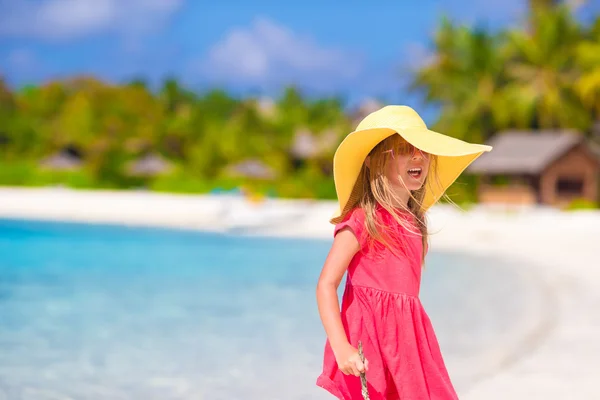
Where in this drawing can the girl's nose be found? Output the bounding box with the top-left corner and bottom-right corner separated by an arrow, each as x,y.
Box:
412,148 -> 428,160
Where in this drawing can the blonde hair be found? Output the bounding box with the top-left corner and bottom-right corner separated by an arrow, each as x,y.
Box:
357,134 -> 440,264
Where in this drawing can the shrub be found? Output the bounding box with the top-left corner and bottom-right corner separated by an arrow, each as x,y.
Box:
565,198 -> 599,211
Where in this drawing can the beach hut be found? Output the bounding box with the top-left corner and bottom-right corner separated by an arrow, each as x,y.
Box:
39,146 -> 83,171
291,128 -> 319,160
225,159 -> 277,180
255,96 -> 276,119
467,130 -> 600,207
351,98 -> 383,126
289,127 -> 340,172
125,153 -> 174,177
318,128 -> 340,154
291,128 -> 339,159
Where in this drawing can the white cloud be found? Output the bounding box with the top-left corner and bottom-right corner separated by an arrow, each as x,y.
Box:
196,17 -> 363,89
0,0 -> 183,40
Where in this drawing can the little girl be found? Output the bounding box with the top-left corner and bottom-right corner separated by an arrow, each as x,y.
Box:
315,105 -> 492,399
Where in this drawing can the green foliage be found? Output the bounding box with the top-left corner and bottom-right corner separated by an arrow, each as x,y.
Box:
501,5 -> 590,131
410,6 -> 600,139
0,75 -> 351,199
440,175 -> 480,207
150,174 -> 214,194
0,161 -> 36,185
565,198 -> 599,211
33,169 -> 96,188
0,160 -> 95,188
490,175 -> 511,187
0,6 -> 599,203
409,18 -> 508,143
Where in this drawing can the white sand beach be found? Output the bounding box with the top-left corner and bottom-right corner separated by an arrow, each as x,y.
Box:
1,186 -> 599,399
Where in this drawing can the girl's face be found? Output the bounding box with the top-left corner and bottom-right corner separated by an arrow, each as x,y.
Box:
383,143 -> 430,192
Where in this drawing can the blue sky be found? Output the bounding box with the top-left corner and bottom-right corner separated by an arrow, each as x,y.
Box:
0,0 -> 598,113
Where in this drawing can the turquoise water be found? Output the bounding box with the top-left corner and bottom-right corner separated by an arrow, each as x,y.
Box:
0,219 -> 531,399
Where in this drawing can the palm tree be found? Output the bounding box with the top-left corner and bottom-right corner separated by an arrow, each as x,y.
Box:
575,17 -> 600,125
409,18 -> 507,143
160,77 -> 196,113
500,5 -> 590,130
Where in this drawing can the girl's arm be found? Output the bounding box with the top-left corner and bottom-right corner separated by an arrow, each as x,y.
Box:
316,227 -> 368,376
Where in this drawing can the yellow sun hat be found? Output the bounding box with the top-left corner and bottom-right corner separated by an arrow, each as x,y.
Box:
330,105 -> 492,224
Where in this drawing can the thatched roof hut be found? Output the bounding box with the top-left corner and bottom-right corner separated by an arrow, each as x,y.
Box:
39,147 -> 83,171
226,159 -> 277,180
255,97 -> 276,118
126,153 -> 174,177
291,128 -> 318,159
290,128 -> 340,160
351,98 -> 383,126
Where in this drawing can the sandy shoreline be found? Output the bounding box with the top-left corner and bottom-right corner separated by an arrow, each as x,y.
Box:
1,186 -> 599,399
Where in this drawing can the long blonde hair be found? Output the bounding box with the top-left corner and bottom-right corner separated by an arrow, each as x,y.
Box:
358,134 -> 439,263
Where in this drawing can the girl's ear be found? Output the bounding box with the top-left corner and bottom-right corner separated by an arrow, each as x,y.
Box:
365,156 -> 371,169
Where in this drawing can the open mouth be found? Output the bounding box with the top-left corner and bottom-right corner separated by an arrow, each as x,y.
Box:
407,167 -> 422,179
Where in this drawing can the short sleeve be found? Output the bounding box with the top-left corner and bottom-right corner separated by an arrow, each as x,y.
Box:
333,207 -> 366,247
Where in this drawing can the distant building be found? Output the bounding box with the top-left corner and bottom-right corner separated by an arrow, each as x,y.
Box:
467,130 -> 600,207
255,97 -> 276,119
39,146 -> 83,171
290,128 -> 318,160
126,153 -> 174,177
351,98 -> 383,127
225,159 -> 277,180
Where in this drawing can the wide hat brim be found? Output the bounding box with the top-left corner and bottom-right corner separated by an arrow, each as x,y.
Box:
330,105 -> 492,224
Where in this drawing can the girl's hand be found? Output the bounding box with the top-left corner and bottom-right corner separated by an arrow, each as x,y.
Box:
335,343 -> 369,377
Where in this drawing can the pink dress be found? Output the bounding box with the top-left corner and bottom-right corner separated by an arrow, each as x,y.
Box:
316,206 -> 458,400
